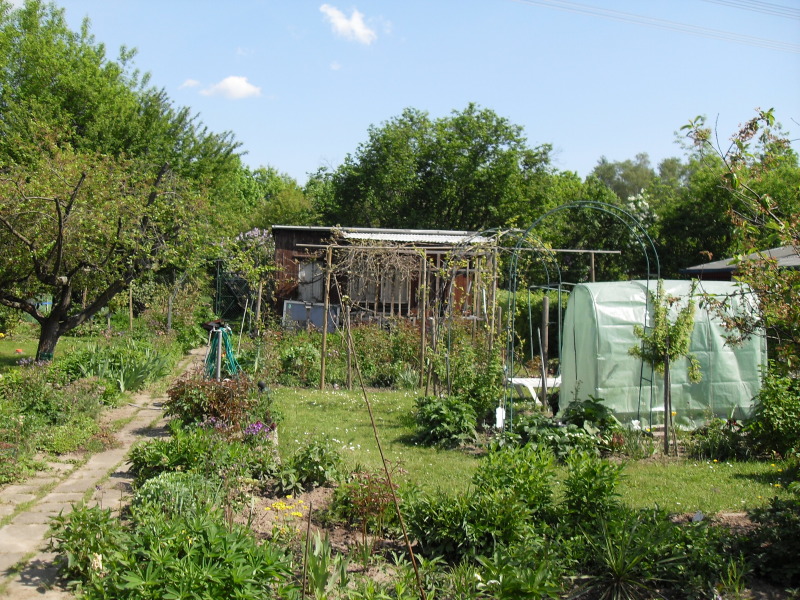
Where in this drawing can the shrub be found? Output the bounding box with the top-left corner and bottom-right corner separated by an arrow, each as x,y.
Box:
279,342 -> 320,386
276,436 -> 344,494
330,468 -> 400,535
50,504 -> 296,600
37,415 -> 99,454
128,424 -> 278,486
131,471 -> 223,522
745,495 -> 800,586
562,451 -> 624,523
57,338 -> 175,393
403,444 -> 557,560
413,395 -> 477,448
512,411 -> 599,460
472,442 -> 556,520
686,417 -> 749,461
165,375 -> 273,430
746,366 -> 800,458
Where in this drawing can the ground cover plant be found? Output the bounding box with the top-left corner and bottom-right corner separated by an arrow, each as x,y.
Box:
0,319 -> 186,485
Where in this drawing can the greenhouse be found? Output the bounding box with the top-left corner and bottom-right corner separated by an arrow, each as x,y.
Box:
559,280 -> 767,429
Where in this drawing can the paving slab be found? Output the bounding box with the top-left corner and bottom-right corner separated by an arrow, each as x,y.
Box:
1,552 -> 71,599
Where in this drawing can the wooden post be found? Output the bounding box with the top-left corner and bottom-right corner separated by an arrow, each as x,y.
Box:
216,329 -> 223,381
346,304 -> 353,390
255,280 -> 263,335
488,249 -> 498,357
128,283 -> 134,331
590,251 -> 596,282
663,338 -> 671,456
419,254 -> 427,388
320,246 -> 333,390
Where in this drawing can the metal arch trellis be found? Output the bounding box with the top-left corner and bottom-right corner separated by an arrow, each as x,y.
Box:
503,200 -> 661,430
437,201 -> 661,432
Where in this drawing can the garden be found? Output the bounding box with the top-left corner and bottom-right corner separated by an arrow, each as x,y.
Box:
1,302 -> 798,600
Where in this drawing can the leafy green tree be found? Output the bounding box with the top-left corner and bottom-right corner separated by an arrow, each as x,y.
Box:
653,157 -> 738,277
630,280 -> 700,455
248,166 -> 315,227
591,152 -> 656,201
309,104 -> 553,230
0,138 -> 202,359
683,109 -> 800,368
0,0 -> 242,358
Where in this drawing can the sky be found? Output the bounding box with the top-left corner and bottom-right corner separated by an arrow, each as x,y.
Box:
24,0 -> 800,184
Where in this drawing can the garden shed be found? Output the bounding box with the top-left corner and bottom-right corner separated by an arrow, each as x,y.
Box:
559,280 -> 767,429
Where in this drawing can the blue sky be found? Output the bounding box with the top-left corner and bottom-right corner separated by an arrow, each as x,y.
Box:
36,1 -> 800,184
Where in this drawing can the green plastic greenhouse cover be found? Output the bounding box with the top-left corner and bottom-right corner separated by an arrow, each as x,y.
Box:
559,280 -> 766,429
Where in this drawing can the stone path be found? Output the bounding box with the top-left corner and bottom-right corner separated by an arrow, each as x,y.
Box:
0,348 -> 205,599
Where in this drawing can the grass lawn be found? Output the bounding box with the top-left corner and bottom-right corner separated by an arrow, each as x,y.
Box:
0,333 -> 93,371
274,386 -> 795,513
272,386 -> 481,493
619,457 -> 794,513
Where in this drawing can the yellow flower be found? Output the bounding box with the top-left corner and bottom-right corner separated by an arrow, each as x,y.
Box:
286,495 -> 293,499
774,484 -> 782,488
291,511 -> 303,517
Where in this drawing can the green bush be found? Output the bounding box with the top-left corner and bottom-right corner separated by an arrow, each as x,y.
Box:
57,338 -> 176,393
745,495 -> 800,586
37,415 -> 99,454
472,442 -> 556,521
404,444 -> 557,560
50,504 -> 296,600
128,424 -> 278,486
279,342 -> 320,386
413,395 -> 477,448
686,417 -> 749,461
165,375 -> 272,429
512,411 -> 599,460
276,436 -> 344,494
746,366 -> 800,458
131,471 -> 222,522
562,451 -> 624,523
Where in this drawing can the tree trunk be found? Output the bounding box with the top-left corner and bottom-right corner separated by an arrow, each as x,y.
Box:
36,313 -> 62,361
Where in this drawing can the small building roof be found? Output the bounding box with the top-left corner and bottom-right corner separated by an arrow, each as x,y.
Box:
271,225 -> 490,245
681,245 -> 799,276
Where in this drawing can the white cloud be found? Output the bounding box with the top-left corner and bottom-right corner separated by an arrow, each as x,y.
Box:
330,61 -> 342,71
180,79 -> 200,89
320,4 -> 377,45
200,76 -> 261,100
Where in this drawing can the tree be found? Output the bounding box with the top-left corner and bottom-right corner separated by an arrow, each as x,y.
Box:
0,1 -> 242,358
629,280 -> 700,455
0,138 -> 202,359
683,109 -> 800,368
309,104 -> 553,230
653,156 -> 738,277
591,153 -> 656,201
248,166 -> 315,228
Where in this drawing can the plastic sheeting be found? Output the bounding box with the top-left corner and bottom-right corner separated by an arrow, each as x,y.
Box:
559,280 -> 767,429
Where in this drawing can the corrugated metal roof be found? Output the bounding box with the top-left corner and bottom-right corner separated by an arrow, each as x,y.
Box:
341,231 -> 490,244
271,225 -> 490,245
683,245 -> 800,273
